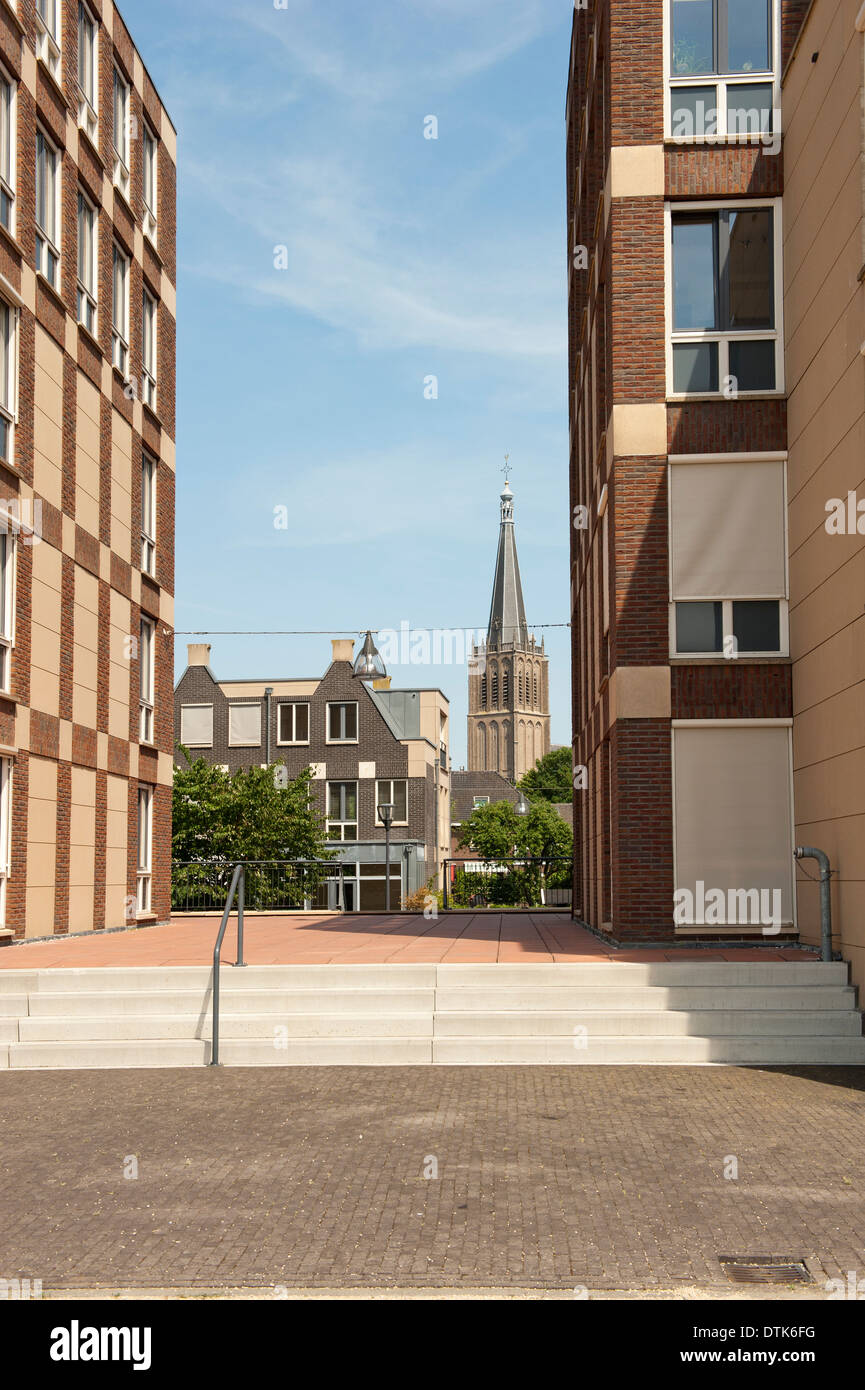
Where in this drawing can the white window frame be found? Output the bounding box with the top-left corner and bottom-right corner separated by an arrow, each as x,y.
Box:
665,197 -> 785,400
326,701 -> 358,744
0,755 -> 11,926
77,1 -> 98,144
0,522 -> 16,695
228,702 -> 262,748
327,780 -> 358,841
136,784 -> 153,915
112,242 -> 130,377
141,451 -> 156,576
112,66 -> 131,200
0,63 -> 16,236
180,703 -> 213,749
76,189 -> 97,336
139,615 -> 155,744
375,779 -> 408,826
142,288 -> 157,409
0,296 -> 18,467
664,0 -> 781,143
35,0 -> 62,81
472,795 -> 490,808
35,128 -> 60,290
142,121 -> 158,243
277,701 -> 310,746
667,453 -> 790,658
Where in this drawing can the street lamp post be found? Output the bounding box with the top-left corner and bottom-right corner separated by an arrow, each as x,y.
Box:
377,801 -> 395,911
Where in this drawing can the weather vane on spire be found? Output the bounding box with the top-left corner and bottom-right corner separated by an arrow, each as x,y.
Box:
502,453 -> 511,483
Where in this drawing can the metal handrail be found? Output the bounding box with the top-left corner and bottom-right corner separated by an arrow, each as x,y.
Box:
209,862 -> 245,1067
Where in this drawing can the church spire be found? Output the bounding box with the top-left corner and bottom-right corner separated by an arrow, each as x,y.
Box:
486,470 -> 529,650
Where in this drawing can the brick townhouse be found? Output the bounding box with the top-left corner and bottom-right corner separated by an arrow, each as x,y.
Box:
174,641 -> 451,911
0,0 -> 175,941
567,0 -> 812,941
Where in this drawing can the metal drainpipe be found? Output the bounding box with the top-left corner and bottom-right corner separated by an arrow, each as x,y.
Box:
264,687 -> 273,766
794,847 -> 834,962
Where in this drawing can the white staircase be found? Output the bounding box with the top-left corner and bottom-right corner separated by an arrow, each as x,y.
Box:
0,961 -> 863,1067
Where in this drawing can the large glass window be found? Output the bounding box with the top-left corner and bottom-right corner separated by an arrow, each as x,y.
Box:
36,0 -> 62,79
670,205 -> 779,395
0,528 -> 15,692
142,290 -> 157,409
277,703 -> 310,744
0,300 -> 15,464
141,452 -> 156,575
35,131 -> 59,288
113,68 -> 130,198
76,192 -> 97,335
672,0 -> 771,76
136,785 -> 153,914
139,617 -> 154,744
143,124 -> 158,242
376,780 -> 408,825
112,244 -> 129,376
77,1 -> 98,141
327,782 -> 358,841
0,68 -> 14,232
327,702 -> 358,742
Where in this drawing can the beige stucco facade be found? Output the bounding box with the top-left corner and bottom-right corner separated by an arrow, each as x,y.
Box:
784,0 -> 865,983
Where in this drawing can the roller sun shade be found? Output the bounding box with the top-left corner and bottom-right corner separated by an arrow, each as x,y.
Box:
670,461 -> 786,599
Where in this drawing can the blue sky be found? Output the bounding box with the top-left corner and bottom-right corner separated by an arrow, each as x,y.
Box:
122,0 -> 572,768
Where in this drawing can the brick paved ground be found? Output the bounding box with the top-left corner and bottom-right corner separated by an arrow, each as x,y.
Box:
0,912 -> 817,967
0,1066 -> 862,1293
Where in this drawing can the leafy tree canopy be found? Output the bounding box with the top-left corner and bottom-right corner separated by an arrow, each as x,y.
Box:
458,797 -> 572,863
172,751 -> 333,865
517,746 -> 573,803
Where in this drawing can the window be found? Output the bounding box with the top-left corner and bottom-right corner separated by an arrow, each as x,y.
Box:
376,779 -> 408,825
0,526 -> 15,692
672,722 -> 794,927
472,795 -> 490,809
668,202 -> 782,396
0,299 -> 16,464
139,616 -> 154,743
0,753 -> 10,924
669,0 -> 776,141
669,459 -> 788,656
491,669 -> 498,706
136,785 -> 153,914
228,703 -> 261,747
503,668 -> 509,705
77,2 -> 98,142
327,701 -> 358,742
141,452 -> 156,575
142,290 -> 157,409
327,781 -> 357,841
0,67 -> 15,233
112,67 -> 130,199
143,123 -> 157,242
112,244 -> 129,376
35,131 -> 59,289
180,704 -> 213,748
76,192 -> 97,335
278,702 -> 309,744
36,0 -> 61,80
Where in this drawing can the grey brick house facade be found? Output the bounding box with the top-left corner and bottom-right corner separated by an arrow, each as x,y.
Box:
174,640 -> 451,910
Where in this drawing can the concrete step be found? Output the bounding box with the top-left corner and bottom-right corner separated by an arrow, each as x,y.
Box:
436,962 -> 850,987
434,986 -> 856,1012
431,1036 -> 865,1065
433,1009 -> 865,1038
0,1019 -> 18,1042
0,995 -> 27,1016
0,964 -> 437,992
18,1013 -> 434,1042
26,989 -> 436,1017
7,1038 -> 433,1068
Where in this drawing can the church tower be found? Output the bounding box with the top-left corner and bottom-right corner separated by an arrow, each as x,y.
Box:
467,475 -> 550,781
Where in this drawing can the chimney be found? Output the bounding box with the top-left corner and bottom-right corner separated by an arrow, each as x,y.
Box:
331,638 -> 355,663
187,643 -> 212,667
373,676 -> 391,690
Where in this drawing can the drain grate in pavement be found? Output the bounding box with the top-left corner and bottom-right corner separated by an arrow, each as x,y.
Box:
719,1257 -> 812,1285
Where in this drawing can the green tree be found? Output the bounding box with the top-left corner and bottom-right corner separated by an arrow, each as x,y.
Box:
517,746 -> 573,803
455,799 -> 572,908
172,750 -> 333,909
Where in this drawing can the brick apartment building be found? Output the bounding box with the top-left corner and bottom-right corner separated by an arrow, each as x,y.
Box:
783,0 -> 865,982
467,479 -> 551,781
0,0 -> 175,941
174,641 -> 451,910
567,0 -> 811,941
